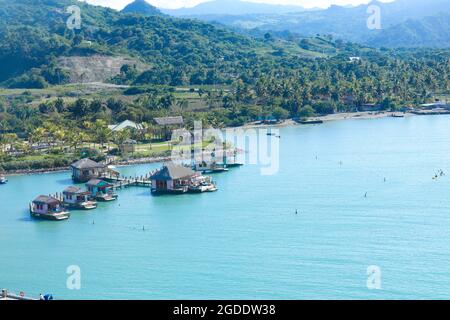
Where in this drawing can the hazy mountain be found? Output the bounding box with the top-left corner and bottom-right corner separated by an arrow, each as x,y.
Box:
122,0 -> 162,16
368,12 -> 450,48
162,0 -> 306,16
172,0 -> 450,47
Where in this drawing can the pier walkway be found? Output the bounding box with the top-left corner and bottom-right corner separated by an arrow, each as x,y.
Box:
101,172 -> 156,189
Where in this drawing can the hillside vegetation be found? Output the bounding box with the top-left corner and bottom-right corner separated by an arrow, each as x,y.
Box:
0,0 -> 448,133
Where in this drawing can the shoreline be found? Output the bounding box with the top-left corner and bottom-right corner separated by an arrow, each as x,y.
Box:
0,111 -> 423,177
235,111 -> 415,130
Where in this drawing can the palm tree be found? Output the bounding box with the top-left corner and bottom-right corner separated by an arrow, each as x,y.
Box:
93,119 -> 112,150
177,99 -> 189,113
30,127 -> 46,148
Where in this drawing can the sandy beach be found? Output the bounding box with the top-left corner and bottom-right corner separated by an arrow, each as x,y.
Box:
236,111 -> 414,130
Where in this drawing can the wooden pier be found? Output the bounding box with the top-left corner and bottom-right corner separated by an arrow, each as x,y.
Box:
101,172 -> 155,189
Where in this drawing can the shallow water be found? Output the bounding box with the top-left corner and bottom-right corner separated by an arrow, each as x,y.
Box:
2,115 -> 450,299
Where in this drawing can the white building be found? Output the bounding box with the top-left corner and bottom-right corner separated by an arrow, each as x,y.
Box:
108,120 -> 143,132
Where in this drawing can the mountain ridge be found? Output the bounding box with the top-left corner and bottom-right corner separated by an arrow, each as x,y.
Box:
162,0 -> 307,16
165,0 -> 450,48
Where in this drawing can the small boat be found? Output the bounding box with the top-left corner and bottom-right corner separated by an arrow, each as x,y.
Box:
298,120 -> 324,125
79,201 -> 98,210
267,133 -> 276,136
96,193 -> 118,202
391,113 -> 405,118
193,162 -> 229,174
0,176 -> 7,184
206,185 -> 218,192
225,163 -> 244,168
207,167 -> 229,174
30,196 -> 70,221
189,182 -> 218,193
188,175 -> 218,193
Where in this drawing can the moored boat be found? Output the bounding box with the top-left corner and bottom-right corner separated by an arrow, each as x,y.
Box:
188,175 -> 218,193
30,195 -> 70,221
96,193 -> 118,202
229,165 -> 244,169
298,119 -> 324,125
194,161 -> 229,174
0,176 -> 7,184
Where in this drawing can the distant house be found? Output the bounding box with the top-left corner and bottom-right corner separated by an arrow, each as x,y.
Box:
31,195 -> 63,215
86,179 -> 113,197
120,139 -> 137,155
108,120 -> 143,132
151,164 -> 198,194
71,158 -> 107,183
63,186 -> 91,206
154,116 -> 184,141
358,103 -> 382,112
154,116 -> 184,126
419,102 -> 449,109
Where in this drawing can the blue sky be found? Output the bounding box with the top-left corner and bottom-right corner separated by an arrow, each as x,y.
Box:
83,0 -> 394,10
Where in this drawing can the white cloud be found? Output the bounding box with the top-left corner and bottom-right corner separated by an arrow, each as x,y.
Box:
83,0 -> 394,10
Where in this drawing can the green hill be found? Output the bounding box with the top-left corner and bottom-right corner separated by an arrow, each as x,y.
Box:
0,0 -> 351,88
0,0 -> 266,86
122,0 -> 162,16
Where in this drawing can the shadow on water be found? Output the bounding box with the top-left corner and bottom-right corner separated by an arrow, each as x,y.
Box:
135,191 -> 152,197
17,216 -> 33,222
55,178 -> 73,186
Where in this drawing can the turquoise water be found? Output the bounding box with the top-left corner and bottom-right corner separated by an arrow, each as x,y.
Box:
2,115 -> 450,299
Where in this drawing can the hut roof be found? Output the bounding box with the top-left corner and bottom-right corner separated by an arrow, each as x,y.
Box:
154,116 -> 184,126
71,158 -> 105,170
86,179 -> 112,187
63,186 -> 89,195
151,164 -> 196,181
33,195 -> 60,205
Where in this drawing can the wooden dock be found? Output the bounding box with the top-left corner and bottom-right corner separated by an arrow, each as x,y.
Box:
102,172 -> 155,189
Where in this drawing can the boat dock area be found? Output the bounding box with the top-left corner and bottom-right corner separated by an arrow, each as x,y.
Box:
102,173 -> 153,189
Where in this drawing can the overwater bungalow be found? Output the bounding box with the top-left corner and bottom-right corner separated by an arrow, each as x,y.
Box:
151,164 -> 199,194
86,179 -> 118,202
30,195 -> 70,221
63,186 -> 97,210
71,158 -> 108,183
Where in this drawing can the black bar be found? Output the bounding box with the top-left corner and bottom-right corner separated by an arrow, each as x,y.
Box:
1,300 -> 447,318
